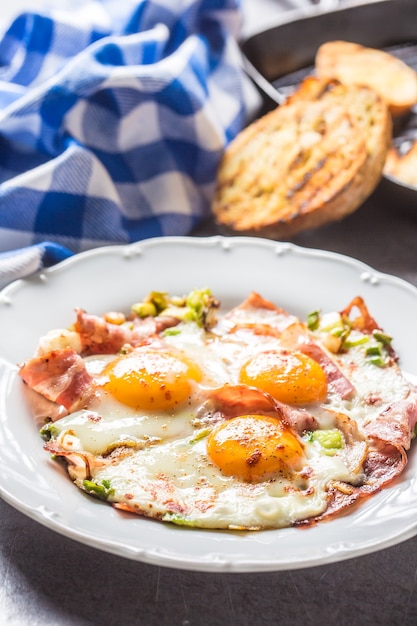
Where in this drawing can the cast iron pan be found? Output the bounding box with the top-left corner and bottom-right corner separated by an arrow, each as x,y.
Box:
240,0 -> 417,219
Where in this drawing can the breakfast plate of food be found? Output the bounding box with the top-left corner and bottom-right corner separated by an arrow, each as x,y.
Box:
1,235 -> 417,572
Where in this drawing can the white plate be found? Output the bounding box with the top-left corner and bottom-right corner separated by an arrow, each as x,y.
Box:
1,235 -> 417,573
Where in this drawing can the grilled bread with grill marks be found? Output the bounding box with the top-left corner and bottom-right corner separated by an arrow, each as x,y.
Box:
213,78 -> 391,238
288,77 -> 391,201
315,40 -> 417,117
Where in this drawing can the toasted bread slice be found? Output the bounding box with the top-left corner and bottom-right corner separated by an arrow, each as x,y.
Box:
384,140 -> 417,187
288,77 -> 391,197
315,40 -> 417,117
213,78 -> 391,238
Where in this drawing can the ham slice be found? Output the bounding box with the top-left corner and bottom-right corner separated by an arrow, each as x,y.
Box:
228,291 -> 288,314
19,348 -> 95,414
75,309 -> 137,355
299,342 -> 355,399
363,392 -> 417,451
74,309 -> 179,355
206,384 -> 319,434
43,441 -> 107,481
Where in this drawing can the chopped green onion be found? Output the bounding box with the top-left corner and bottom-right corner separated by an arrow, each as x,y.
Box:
306,310 -> 320,331
39,423 -> 60,441
131,288 -> 219,329
132,291 -> 170,317
148,291 -> 170,312
162,513 -> 199,527
342,334 -> 369,348
189,427 -> 211,444
365,342 -> 388,366
372,330 -> 392,346
131,301 -> 157,318
170,295 -> 186,307
337,327 -> 352,347
312,429 -> 344,452
320,313 -> 347,333
162,327 -> 181,336
328,322 -> 347,337
366,354 -> 387,368
365,344 -> 382,356
83,479 -> 114,500
185,288 -> 218,328
186,288 -> 211,310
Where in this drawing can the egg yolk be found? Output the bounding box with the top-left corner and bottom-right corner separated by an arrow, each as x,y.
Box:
207,415 -> 304,481
239,349 -> 327,405
103,349 -> 203,410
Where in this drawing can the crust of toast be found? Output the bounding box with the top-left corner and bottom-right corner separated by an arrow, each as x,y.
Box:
384,141 -> 417,187
315,40 -> 417,117
213,78 -> 391,238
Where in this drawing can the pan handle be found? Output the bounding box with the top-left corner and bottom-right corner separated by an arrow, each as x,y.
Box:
242,56 -> 286,106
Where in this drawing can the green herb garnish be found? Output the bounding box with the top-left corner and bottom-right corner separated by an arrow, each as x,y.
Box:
162,513 -> 199,527
306,310 -> 320,331
82,479 -> 114,501
39,423 -> 60,441
131,288 -> 219,330
311,429 -> 344,455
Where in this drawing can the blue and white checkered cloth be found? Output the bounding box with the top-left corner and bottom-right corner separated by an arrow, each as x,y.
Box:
0,0 -> 259,289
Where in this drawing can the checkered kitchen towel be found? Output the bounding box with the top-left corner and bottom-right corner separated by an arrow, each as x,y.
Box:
0,0 -> 260,290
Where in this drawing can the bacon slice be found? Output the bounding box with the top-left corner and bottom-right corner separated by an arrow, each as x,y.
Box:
75,309 -> 137,355
363,392 -> 417,451
19,348 -> 95,414
43,441 -> 107,481
206,384 -> 318,434
340,296 -> 380,333
22,386 -> 69,422
300,342 -> 355,399
74,309 -> 180,355
228,291 -> 288,314
207,384 -> 277,416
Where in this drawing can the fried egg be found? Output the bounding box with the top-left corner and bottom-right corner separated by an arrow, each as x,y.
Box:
48,327 -> 230,455
27,290 -> 417,530
87,419 -> 359,529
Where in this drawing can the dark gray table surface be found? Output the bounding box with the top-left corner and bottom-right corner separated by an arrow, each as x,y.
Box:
2,1 -> 417,624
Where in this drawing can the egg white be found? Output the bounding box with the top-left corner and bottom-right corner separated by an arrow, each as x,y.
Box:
323,344 -> 412,427
81,430 -> 360,529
